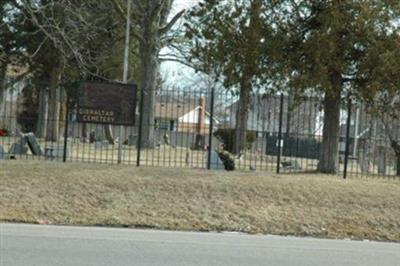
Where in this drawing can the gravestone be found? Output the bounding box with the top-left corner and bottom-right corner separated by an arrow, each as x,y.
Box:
281,160 -> 302,170
0,145 -> 9,160
208,150 -> 225,170
45,144 -> 69,160
128,135 -> 137,146
16,134 -> 28,146
24,133 -> 43,156
89,131 -> 96,143
163,133 -> 170,145
94,140 -> 109,149
8,143 -> 28,155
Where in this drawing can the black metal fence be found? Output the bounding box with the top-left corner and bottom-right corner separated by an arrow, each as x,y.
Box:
0,79 -> 399,179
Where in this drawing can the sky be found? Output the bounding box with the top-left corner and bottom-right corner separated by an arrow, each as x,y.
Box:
172,0 -> 200,14
160,0 -> 201,91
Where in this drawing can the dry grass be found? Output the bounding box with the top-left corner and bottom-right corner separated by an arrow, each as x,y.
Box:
1,160 -> 399,242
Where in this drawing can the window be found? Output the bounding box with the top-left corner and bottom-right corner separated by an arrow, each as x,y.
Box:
170,120 -> 176,131
159,119 -> 170,130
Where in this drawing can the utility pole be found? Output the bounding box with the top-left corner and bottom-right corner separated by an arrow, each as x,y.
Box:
118,0 -> 132,164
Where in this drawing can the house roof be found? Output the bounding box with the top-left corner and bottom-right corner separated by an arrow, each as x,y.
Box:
154,102 -> 198,120
154,102 -> 219,123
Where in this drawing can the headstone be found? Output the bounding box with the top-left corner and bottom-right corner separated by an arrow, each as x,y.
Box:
45,144 -> 69,160
281,160 -> 302,170
8,143 -> 28,155
94,140 -> 109,149
128,135 -> 137,146
19,135 -> 28,146
163,133 -> 170,145
237,153 -> 244,160
208,150 -> 225,170
89,131 -> 96,143
0,145 -> 9,160
24,133 -> 43,156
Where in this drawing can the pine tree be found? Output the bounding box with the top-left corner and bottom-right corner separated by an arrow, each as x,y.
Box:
269,0 -> 400,174
185,0 -> 268,154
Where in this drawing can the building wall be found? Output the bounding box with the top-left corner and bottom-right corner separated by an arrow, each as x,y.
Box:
225,95 -> 322,136
178,122 -> 210,134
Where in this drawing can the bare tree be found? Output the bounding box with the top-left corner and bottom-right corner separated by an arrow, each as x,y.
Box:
14,0 -> 132,141
377,96 -> 400,176
112,0 -> 185,148
18,0 -> 185,146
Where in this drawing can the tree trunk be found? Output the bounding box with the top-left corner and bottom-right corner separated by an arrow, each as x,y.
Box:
286,94 -> 293,136
81,123 -> 88,142
46,87 -> 61,142
134,0 -> 176,149
104,124 -> 115,144
58,88 -> 67,138
45,64 -> 62,142
35,87 -> 48,138
317,87 -> 341,174
0,81 -> 4,105
390,140 -> 400,176
138,23 -> 158,149
0,81 -> 5,122
0,66 -> 6,122
234,80 -> 251,154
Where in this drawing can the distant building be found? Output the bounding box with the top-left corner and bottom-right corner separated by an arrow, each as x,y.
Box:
154,97 -> 218,134
224,94 -> 323,137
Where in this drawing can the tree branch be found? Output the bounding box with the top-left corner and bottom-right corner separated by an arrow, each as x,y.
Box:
110,0 -> 126,18
110,0 -> 144,42
159,9 -> 185,36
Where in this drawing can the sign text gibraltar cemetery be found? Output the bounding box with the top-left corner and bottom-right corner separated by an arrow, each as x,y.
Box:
77,81 -> 137,126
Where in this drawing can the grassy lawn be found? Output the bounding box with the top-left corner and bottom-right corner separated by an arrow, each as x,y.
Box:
1,160 -> 399,242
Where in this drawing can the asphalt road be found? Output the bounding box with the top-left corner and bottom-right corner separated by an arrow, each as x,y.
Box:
1,223 -> 399,266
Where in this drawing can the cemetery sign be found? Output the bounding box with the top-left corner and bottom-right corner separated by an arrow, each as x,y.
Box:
77,81 -> 137,125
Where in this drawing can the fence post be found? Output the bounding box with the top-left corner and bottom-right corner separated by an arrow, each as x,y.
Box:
136,87 -> 144,167
343,97 -> 352,179
207,87 -> 215,170
62,95 -> 70,163
276,93 -> 284,174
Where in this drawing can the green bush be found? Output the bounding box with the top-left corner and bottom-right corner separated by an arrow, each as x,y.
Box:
246,131 -> 257,146
214,128 -> 257,153
216,150 -> 235,171
214,128 -> 234,152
